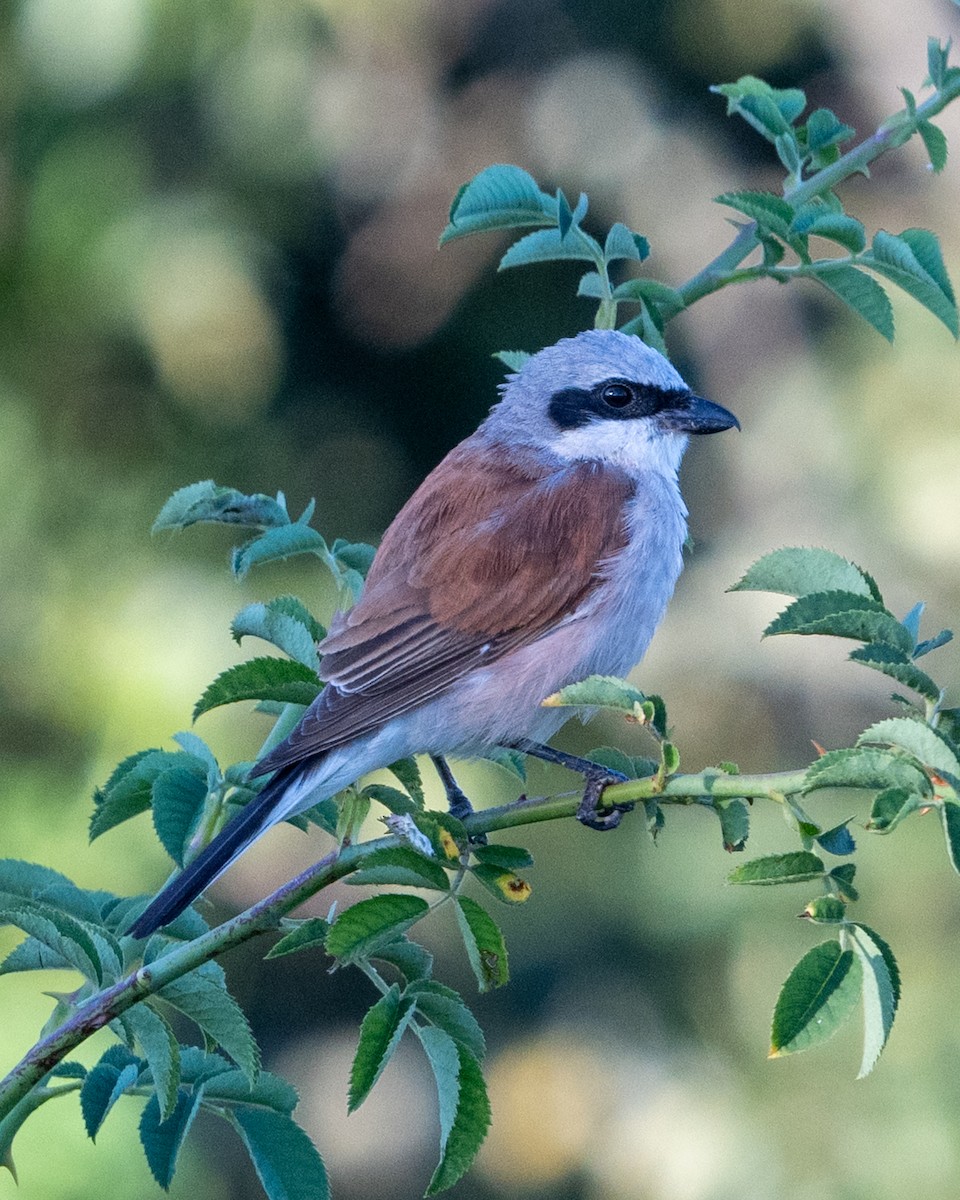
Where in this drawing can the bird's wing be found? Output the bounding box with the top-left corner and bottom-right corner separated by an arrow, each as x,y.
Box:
253,441 -> 635,774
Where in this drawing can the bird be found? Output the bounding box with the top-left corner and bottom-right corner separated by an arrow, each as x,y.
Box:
128,329 -> 738,938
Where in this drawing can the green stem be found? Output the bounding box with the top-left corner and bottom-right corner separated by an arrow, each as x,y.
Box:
0,763 -> 837,1118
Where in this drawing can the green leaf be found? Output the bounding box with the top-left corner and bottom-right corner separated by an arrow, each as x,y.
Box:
858,718 -> 960,776
266,918 -> 331,960
928,35 -> 950,88
618,301 -> 669,355
231,524 -> 329,580
770,941 -> 861,1056
232,1108 -> 330,1200
585,746 -> 657,782
812,264 -> 894,340
828,863 -> 859,902
712,76 -> 806,130
348,985 -> 415,1111
499,228 -> 600,270
325,895 -> 430,965
804,747 -> 931,798
866,788 -> 917,833
728,851 -> 825,885
454,896 -> 508,992
473,746 -> 527,782
388,758 -> 425,808
918,120 -> 948,172
848,924 -> 900,1077
801,896 -> 847,923
493,350 -> 531,371
81,1047 -> 143,1139
790,211 -> 865,253
407,980 -> 486,1061
0,903 -> 104,983
603,223 -> 649,263
153,482 -> 290,533
716,799 -> 749,851
231,601 -> 323,671
193,658 -> 321,720
866,230 -> 958,336
346,847 -> 450,892
765,590 -> 913,653
804,107 -> 855,152
331,539 -> 376,580
417,1025 -> 460,1163
151,768 -> 209,867
469,863 -> 532,905
201,1065 -> 299,1113
899,227 -> 956,305
440,165 -> 556,243
577,271 -> 604,299
914,627 -> 953,658
715,190 -> 794,240
730,547 -> 881,601
91,750 -> 197,840
848,643 -> 942,704
139,1087 -> 204,1190
159,975 -> 260,1086
472,844 -> 534,871
940,801 -> 960,873
371,937 -> 434,983
425,1044 -> 491,1196
543,674 -> 649,718
815,818 -> 856,856
360,784 -> 419,815
123,1002 -> 181,1120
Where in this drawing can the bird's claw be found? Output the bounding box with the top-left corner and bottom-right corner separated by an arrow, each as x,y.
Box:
576,769 -> 633,831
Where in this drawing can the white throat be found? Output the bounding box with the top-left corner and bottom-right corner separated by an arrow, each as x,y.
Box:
547,418 -> 688,478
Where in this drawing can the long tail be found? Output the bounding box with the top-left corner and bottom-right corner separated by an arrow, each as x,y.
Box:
126,766 -> 304,939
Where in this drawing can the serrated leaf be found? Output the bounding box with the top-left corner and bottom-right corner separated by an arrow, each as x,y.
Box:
791,211 -> 865,253
331,539 -> 376,580
899,227 -> 956,305
866,787 -> 917,833
848,643 -> 942,703
360,784 -> 419,815
231,524 -> 329,580
139,1087 -> 205,1190
499,228 -> 600,270
543,674 -> 649,717
586,746 -> 657,781
348,985 -> 414,1111
858,718 -> 960,776
770,941 -> 861,1056
371,937 -> 434,983
712,77 -> 806,132
618,301 -> 669,355
469,864 -> 532,905
231,602 -> 322,671
828,863 -> 859,902
866,230 -> 958,336
232,1109 -> 330,1200
577,270 -> 605,299
417,1025 -> 460,1157
202,1066 -> 299,1113
728,851 -> 825,885
406,980 -> 486,1061
153,482 -> 290,533
388,759 -> 425,808
812,265 -> 894,340
765,591 -> 913,653
604,222 -> 649,263
159,975 -> 260,1086
472,844 -> 534,871
425,1044 -> 491,1195
716,799 -> 749,851
473,746 -> 527,782
715,191 -> 795,239
91,750 -> 195,840
802,896 -> 847,923
804,107 -> 855,151
325,895 -> 430,965
918,120 -> 948,172
151,768 -> 209,867
440,164 -> 556,243
346,847 -> 450,892
265,918 -> 330,960
940,801 -> 960,873
730,548 -> 881,601
123,1002 -> 180,1119
804,747 -> 931,798
81,1050 -> 142,1139
193,658 -> 321,720
454,896 -> 508,992
848,924 -> 900,1077
0,904 -> 104,983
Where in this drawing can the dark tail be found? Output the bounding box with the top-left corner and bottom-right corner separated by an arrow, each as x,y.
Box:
126,768 -> 297,939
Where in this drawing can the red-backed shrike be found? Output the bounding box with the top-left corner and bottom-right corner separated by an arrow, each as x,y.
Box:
129,329 -> 738,936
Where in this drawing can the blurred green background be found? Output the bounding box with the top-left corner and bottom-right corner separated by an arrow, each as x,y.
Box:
2,0 -> 960,1197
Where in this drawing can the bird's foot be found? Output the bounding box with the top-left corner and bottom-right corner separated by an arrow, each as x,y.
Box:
431,755 -> 487,844
576,768 -> 634,831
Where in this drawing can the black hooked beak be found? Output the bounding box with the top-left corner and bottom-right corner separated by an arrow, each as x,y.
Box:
660,392 -> 740,435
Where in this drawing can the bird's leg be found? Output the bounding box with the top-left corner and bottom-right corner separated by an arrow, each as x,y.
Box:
507,740 -> 634,831
430,755 -> 488,844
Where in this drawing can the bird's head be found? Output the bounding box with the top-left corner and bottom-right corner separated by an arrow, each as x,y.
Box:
484,329 -> 739,476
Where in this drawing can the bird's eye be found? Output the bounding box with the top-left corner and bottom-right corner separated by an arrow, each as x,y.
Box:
600,382 -> 633,409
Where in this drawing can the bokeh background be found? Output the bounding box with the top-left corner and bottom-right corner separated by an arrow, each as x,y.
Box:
2,0 -> 960,1196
